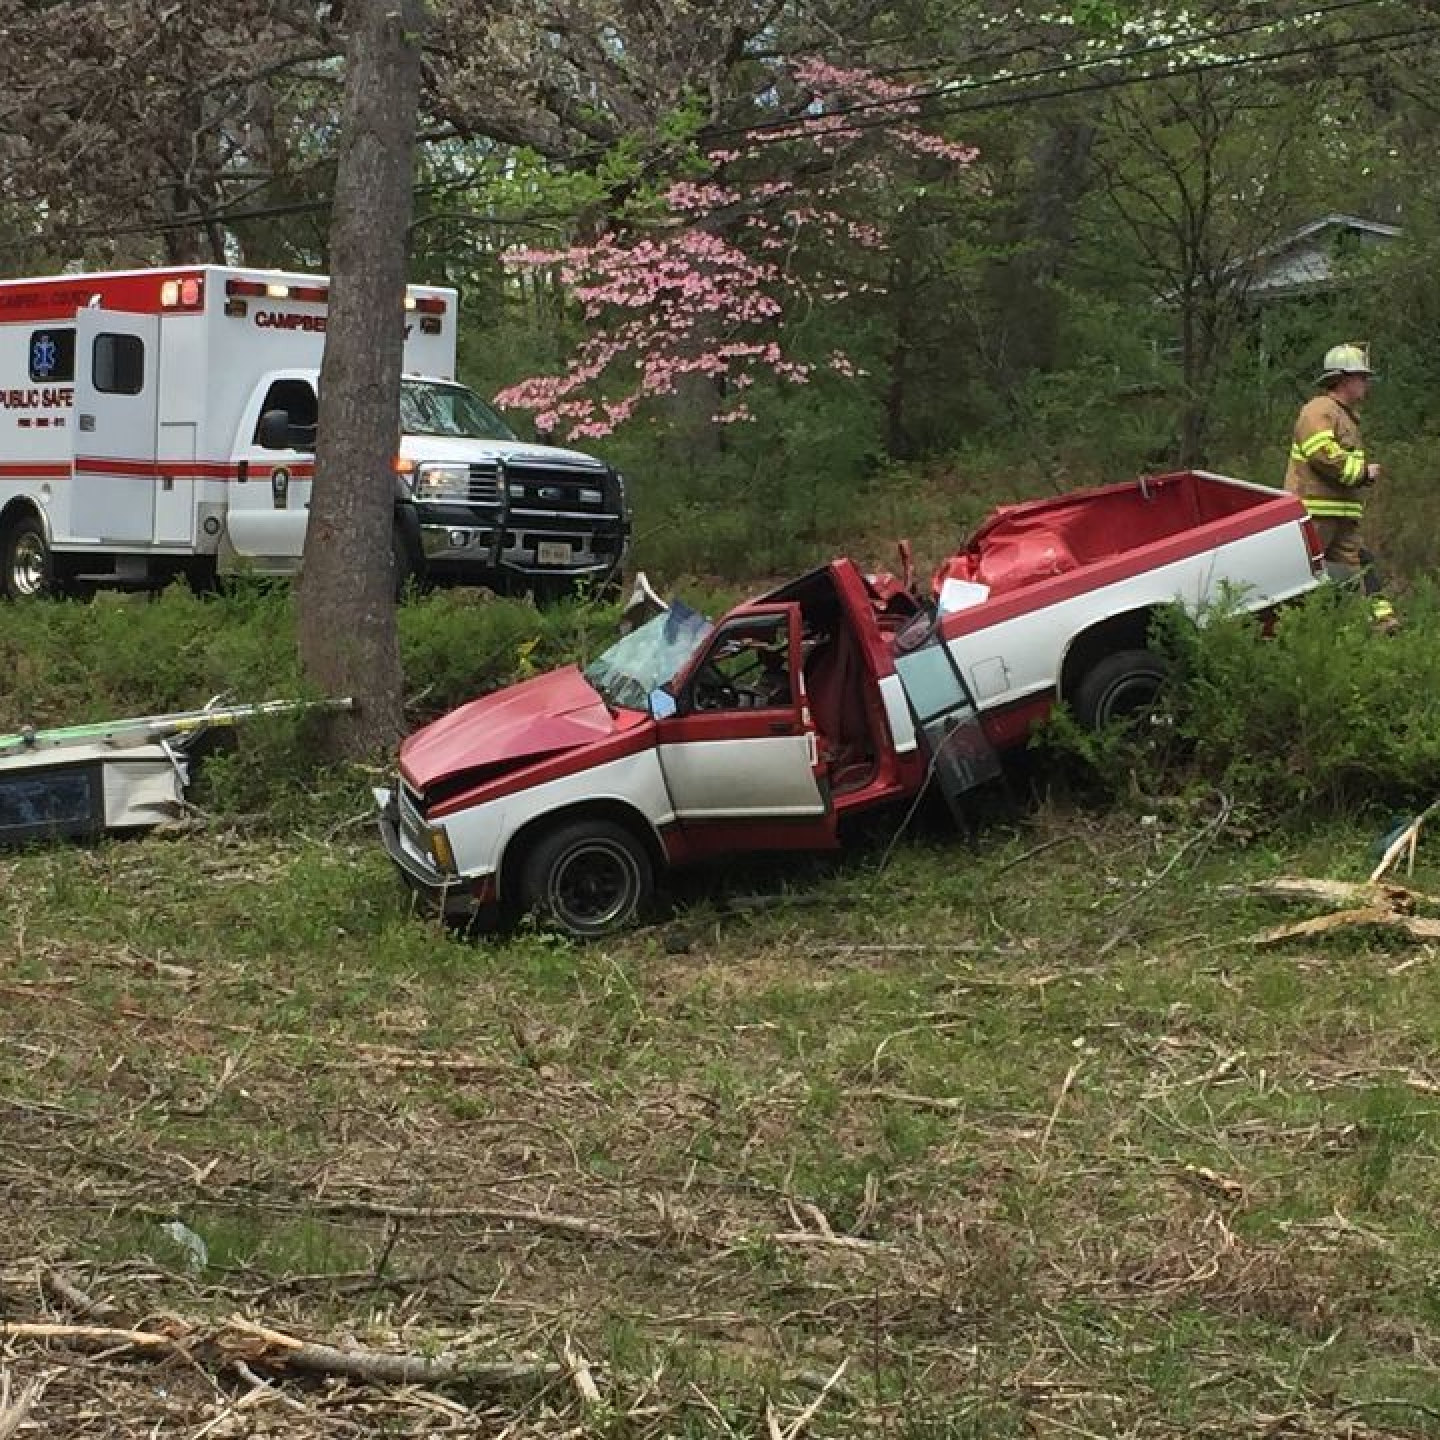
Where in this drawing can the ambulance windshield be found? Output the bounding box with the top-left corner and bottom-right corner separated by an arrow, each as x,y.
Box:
399,380 -> 518,442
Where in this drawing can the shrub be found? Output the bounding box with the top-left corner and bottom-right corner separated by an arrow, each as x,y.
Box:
1044,585 -> 1440,818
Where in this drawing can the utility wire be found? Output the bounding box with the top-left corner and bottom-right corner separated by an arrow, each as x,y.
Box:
721,19 -> 1440,145
832,0 -> 1402,81
710,0 -> 1402,141
39,12 -> 1438,241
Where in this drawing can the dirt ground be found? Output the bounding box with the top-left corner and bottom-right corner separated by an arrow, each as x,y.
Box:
4,817 -> 1440,1437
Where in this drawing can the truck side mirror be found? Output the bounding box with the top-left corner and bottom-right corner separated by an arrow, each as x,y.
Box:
258,409 -> 316,451
258,409 -> 295,450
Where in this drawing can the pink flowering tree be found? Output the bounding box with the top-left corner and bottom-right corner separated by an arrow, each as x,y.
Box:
494,61 -> 976,440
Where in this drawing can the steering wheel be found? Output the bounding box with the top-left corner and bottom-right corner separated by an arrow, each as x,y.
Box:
692,667 -> 740,711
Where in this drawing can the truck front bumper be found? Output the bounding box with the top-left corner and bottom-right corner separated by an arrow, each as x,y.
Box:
413,502 -> 628,583
374,787 -> 495,924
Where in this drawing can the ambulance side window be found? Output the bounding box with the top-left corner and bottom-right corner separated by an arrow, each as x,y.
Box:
28,328 -> 75,383
92,334 -> 144,395
254,379 -> 318,441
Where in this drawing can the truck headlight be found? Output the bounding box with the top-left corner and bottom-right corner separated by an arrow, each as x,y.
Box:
414,463 -> 469,501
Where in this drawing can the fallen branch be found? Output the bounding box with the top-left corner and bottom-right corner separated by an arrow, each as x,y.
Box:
1039,1060 -> 1082,1156
307,1198 -> 647,1246
1244,874 -> 1440,946
1,1315 -> 561,1393
844,1086 -> 965,1114
560,1335 -> 602,1406
0,1321 -> 183,1356
769,1231 -> 890,1253
1252,907 -> 1440,947
1370,797 -> 1440,883
780,1357 -> 850,1440
0,1372 -> 50,1440
1239,876 -> 1429,911
220,1318 -> 560,1389
39,1267 -> 116,1321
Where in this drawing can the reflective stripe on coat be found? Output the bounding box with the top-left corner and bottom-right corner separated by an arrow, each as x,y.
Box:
1284,393 -> 1368,519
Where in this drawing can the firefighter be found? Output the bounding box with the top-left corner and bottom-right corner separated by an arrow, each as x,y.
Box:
1284,341 -> 1397,629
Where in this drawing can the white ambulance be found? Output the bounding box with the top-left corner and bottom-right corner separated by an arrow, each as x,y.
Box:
0,266 -> 629,599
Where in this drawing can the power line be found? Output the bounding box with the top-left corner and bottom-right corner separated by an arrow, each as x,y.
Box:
847,20 -> 1440,128
829,0 -> 1404,84
704,0 -> 1410,144
44,11 -> 1440,242
704,18 -> 1438,154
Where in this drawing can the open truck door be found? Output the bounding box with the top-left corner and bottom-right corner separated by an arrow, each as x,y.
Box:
655,603 -> 838,855
72,309 -> 161,544
892,636 -> 1003,826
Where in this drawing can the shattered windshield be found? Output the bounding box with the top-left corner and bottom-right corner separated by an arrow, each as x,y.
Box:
583,603 -> 712,713
399,380 -> 517,441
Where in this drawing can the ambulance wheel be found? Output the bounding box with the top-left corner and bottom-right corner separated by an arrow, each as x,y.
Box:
182,558 -> 221,596
392,525 -> 424,599
1,513 -> 51,600
1073,648 -> 1168,730
519,818 -> 653,940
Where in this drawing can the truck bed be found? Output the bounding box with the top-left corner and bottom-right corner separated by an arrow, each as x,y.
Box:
934,470 -> 1305,601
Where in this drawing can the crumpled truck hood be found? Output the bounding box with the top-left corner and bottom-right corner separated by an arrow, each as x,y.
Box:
399,665 -> 615,792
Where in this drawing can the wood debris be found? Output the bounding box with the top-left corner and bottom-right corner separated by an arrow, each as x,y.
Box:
1244,876 -> 1440,947
1,1314 -> 561,1393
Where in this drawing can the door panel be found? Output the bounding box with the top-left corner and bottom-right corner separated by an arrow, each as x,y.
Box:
657,728 -> 822,818
893,639 -> 1003,824
72,310 -> 160,544
656,605 -> 835,843
154,421 -> 197,545
226,377 -> 316,562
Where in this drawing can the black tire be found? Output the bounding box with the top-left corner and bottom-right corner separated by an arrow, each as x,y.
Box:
519,818 -> 653,940
182,557 -> 221,596
392,528 -> 413,599
1072,648 -> 1168,731
1,512 -> 51,600
392,524 -> 425,600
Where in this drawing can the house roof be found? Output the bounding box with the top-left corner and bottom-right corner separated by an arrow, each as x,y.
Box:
1248,212 -> 1401,297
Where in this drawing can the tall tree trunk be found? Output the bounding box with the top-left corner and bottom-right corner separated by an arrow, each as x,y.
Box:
884,245 -> 916,462
986,118 -> 1094,400
296,0 -> 428,759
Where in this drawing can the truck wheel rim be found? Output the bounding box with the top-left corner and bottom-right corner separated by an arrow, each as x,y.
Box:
548,838 -> 638,931
11,532 -> 47,596
1100,675 -> 1161,726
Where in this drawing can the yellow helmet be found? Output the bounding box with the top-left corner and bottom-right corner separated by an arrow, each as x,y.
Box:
1319,342 -> 1374,386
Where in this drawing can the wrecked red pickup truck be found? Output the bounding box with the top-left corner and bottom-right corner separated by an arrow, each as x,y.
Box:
377,470 -> 1324,937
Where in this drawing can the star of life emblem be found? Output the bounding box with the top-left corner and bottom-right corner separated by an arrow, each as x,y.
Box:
31,333 -> 58,377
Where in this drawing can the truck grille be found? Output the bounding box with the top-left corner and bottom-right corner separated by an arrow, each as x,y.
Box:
466,465 -> 502,504
467,459 -> 613,513
398,781 -> 426,849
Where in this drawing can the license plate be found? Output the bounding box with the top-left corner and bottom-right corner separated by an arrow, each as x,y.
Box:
537,541 -> 572,566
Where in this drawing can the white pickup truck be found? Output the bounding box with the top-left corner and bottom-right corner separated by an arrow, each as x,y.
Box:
378,469 -> 1325,937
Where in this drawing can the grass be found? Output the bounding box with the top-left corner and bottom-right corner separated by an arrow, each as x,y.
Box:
5,565 -> 1440,1433
5,792 -> 1440,1435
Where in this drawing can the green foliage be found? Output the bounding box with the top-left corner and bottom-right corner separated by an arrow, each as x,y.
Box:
1353,1084 -> 1429,1213
0,583 -> 301,729
1,585 -> 640,733
396,588 -> 610,710
0,587 -> 619,827
1166,586 -> 1440,812
1046,587 -> 1440,818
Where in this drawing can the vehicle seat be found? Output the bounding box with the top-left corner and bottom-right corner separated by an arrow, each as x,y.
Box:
804,632 -> 876,793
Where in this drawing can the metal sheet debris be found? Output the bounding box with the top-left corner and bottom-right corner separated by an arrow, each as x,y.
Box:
0,697 -> 351,844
